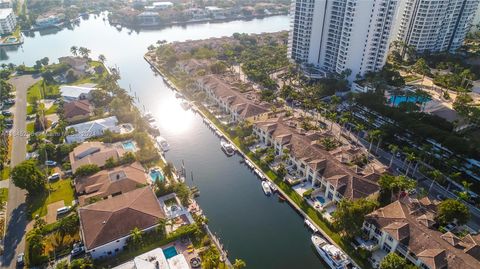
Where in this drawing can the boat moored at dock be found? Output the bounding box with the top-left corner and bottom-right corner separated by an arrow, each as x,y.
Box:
156,136 -> 170,152
311,235 -> 353,269
220,140 -> 235,156
261,181 -> 272,196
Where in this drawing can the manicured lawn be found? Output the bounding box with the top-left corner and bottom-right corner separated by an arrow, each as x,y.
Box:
27,80 -> 60,104
26,122 -> 34,133
1,167 -> 10,181
26,105 -> 34,115
29,179 -> 74,219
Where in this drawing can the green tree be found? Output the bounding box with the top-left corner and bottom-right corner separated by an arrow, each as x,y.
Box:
156,218 -> 167,239
332,198 -> 378,237
380,253 -> 415,269
98,54 -> 106,63
163,162 -> 175,180
437,199 -> 470,225
233,258 -> 247,269
78,47 -> 91,59
11,160 -> 46,194
388,144 -> 399,168
129,227 -> 143,249
104,157 -> 116,169
74,164 -> 100,177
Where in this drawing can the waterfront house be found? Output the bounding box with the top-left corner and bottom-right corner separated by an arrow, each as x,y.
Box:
112,247 -> 190,269
35,14 -> 63,29
75,162 -> 149,205
136,11 -> 161,26
176,59 -> 211,75
60,84 -> 96,102
253,117 -> 380,204
63,99 -> 93,123
59,56 -> 88,72
363,197 -> 480,268
69,141 -> 126,173
79,187 -> 165,259
65,116 -> 120,144
145,1 -> 173,11
196,75 -> 270,123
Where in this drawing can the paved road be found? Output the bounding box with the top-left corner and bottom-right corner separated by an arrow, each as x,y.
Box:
1,75 -> 40,269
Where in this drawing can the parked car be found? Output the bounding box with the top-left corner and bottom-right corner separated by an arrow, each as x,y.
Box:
445,223 -> 458,232
1,110 -> 12,116
26,115 -> 35,120
16,253 -> 24,266
4,119 -> 13,124
45,160 -> 57,166
57,206 -> 71,216
5,123 -> 12,129
71,246 -> 85,258
48,173 -> 60,181
3,99 -> 15,105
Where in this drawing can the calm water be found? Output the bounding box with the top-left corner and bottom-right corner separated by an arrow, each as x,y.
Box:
1,14 -> 326,269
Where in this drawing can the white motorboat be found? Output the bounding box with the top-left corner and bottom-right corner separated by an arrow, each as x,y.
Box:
267,181 -> 278,193
220,140 -> 235,156
311,235 -> 352,269
156,136 -> 170,152
261,181 -> 272,196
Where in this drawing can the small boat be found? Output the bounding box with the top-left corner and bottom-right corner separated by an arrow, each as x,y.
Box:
156,136 -> 170,152
261,181 -> 272,196
267,181 -> 278,193
245,160 -> 254,169
254,168 -> 263,179
175,93 -> 184,99
220,140 -> 235,156
115,24 -> 122,30
311,235 -> 352,269
278,194 -> 286,202
144,112 -> 154,120
304,219 -> 318,233
180,100 -> 191,110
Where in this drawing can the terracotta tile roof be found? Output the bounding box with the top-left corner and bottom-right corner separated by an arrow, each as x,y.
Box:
254,117 -> 380,200
75,162 -> 149,205
69,142 -> 126,173
384,222 -> 410,241
64,99 -> 92,119
79,187 -> 165,250
366,199 -> 480,269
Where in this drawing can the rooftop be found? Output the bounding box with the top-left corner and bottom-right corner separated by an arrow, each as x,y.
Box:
75,162 -> 149,205
69,141 -> 126,173
79,187 -> 165,250
366,198 -> 480,268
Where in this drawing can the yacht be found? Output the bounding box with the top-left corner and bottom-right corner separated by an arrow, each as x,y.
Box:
220,140 -> 235,156
311,235 -> 352,269
180,100 -> 192,110
156,136 -> 170,152
261,181 -> 272,196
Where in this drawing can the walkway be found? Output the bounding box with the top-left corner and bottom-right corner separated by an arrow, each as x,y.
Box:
1,75 -> 41,269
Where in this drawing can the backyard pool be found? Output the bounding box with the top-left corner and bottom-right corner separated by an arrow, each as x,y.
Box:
163,246 -> 178,259
150,168 -> 165,182
122,141 -> 136,151
316,196 -> 326,205
389,95 -> 431,106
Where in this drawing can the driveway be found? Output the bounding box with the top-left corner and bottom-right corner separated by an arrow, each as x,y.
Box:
2,75 -> 41,269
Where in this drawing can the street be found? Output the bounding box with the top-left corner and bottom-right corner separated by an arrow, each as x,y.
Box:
1,75 -> 41,269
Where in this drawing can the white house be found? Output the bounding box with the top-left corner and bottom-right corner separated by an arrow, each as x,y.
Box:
0,8 -> 16,35
79,187 -> 165,259
65,116 -> 119,144
60,84 -> 96,102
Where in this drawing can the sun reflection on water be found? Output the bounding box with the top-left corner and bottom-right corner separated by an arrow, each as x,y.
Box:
153,98 -> 194,135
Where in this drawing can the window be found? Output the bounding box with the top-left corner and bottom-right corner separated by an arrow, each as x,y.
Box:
382,244 -> 391,253
115,248 -> 119,252
388,235 -> 393,242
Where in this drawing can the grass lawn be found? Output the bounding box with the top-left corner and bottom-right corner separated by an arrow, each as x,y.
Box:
27,80 -> 60,104
0,188 -> 8,204
26,105 -> 34,115
1,167 -> 10,181
29,179 -> 74,219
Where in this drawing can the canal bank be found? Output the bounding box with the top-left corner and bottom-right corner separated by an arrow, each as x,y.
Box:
1,14 -> 328,269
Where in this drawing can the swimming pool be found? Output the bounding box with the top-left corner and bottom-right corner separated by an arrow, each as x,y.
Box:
316,196 -> 326,205
163,246 -> 178,259
150,168 -> 165,182
122,141 -> 136,151
389,95 -> 431,106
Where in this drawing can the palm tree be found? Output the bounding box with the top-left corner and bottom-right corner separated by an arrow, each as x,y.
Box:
70,46 -> 78,56
156,219 -> 167,238
367,130 -> 381,154
78,47 -> 91,59
405,152 -> 416,176
457,181 -> 472,201
98,54 -> 106,63
428,169 -> 444,193
388,144 -> 399,168
163,162 -> 175,180
130,227 -> 143,248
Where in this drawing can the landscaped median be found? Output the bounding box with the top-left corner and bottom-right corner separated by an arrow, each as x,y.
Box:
150,63 -> 370,268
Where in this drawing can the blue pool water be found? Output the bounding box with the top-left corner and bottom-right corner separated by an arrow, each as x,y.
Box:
163,246 -> 178,259
316,196 -> 326,204
150,169 -> 165,182
122,141 -> 136,151
389,96 -> 431,106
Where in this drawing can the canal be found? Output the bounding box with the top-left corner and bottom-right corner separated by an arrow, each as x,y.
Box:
1,14 -> 326,269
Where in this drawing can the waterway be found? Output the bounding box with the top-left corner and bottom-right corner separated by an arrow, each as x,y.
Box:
1,14 -> 327,269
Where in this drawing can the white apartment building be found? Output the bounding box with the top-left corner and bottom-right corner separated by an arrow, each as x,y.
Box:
288,0 -> 399,81
0,8 -> 16,35
395,0 -> 480,53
